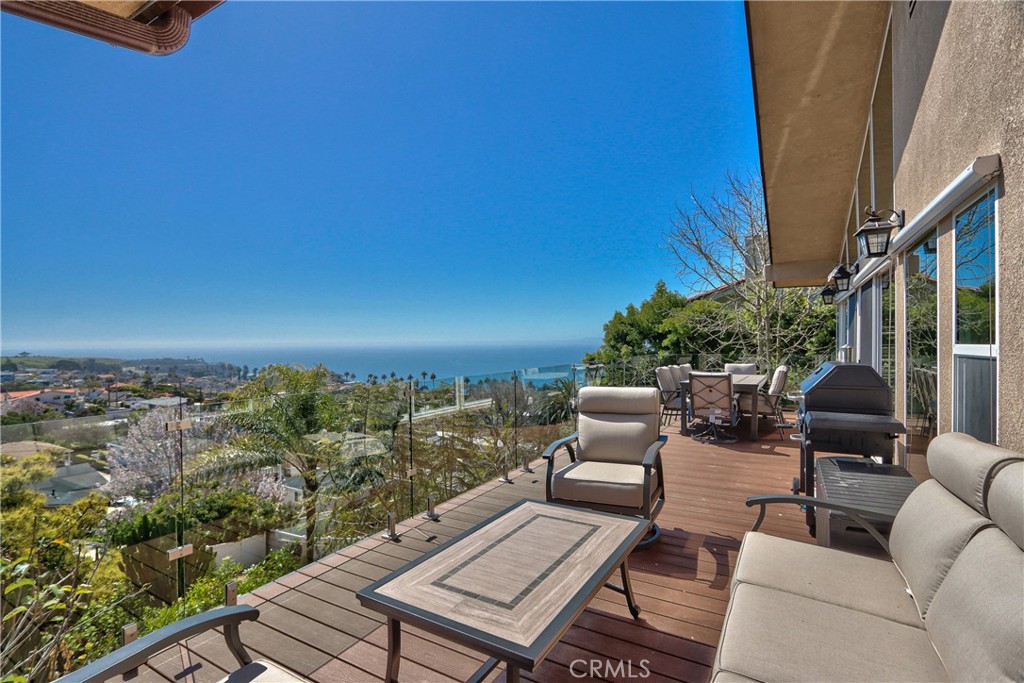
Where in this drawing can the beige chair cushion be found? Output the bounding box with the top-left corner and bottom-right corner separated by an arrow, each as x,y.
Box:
732,532 -> 922,628
724,362 -> 757,374
713,583 -> 948,683
577,386 -> 659,415
577,412 -> 659,464
551,460 -> 657,509
988,461 -> 1024,550
667,364 -> 687,386
220,661 -> 308,682
926,432 -> 1022,515
736,393 -> 774,415
655,366 -> 677,393
926,528 -> 1024,683
889,479 -> 991,619
766,365 -> 788,395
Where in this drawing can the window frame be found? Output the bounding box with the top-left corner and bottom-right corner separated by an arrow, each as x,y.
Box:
951,186 -> 999,359
950,184 -> 999,442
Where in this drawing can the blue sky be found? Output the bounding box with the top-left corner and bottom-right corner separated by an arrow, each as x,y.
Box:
1,2 -> 759,353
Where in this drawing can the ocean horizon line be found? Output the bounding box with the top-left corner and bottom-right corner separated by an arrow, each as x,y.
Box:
2,341 -> 603,383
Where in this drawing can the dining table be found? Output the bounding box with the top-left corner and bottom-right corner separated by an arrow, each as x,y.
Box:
679,372 -> 768,441
732,373 -> 768,440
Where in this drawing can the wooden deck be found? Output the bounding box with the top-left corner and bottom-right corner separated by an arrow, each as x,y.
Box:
132,426 -> 826,683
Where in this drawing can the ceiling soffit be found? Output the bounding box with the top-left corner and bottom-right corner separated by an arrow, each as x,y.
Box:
747,1 -> 890,287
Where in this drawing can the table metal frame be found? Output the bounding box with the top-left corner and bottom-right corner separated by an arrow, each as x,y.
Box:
357,500 -> 649,683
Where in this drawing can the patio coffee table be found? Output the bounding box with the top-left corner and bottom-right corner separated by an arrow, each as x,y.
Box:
356,500 -> 649,682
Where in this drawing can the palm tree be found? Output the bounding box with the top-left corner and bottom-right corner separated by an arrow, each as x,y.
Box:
198,365 -> 346,563
540,377 -> 577,425
430,372 -> 437,388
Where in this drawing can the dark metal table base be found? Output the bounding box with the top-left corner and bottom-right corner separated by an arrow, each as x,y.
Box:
383,560 -> 640,682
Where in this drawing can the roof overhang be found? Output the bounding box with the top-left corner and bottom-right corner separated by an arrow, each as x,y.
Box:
746,1 -> 890,287
2,1 -> 223,55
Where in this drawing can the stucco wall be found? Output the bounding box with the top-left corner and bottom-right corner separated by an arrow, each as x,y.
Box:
892,0 -> 1024,450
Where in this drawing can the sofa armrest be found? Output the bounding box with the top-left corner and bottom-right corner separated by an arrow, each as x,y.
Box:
746,495 -> 893,555
54,605 -> 260,683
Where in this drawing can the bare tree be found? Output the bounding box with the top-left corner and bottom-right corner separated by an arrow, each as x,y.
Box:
662,172 -> 833,377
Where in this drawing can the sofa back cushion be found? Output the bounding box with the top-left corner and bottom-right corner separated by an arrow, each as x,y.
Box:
988,461 -> 1024,550
927,432 -> 1022,514
925,528 -> 1024,682
889,480 -> 990,619
577,387 -> 659,465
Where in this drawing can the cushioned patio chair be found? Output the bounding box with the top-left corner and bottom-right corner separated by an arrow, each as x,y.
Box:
688,371 -> 739,443
543,386 -> 666,548
655,366 -> 685,426
53,605 -> 306,683
667,363 -> 691,389
738,364 -> 793,440
724,362 -> 757,375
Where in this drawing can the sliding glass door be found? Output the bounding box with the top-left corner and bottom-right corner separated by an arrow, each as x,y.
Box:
952,190 -> 998,443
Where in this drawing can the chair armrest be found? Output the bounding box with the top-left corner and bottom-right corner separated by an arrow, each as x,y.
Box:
641,435 -> 668,468
543,433 -> 578,460
54,605 -> 260,683
745,495 -> 892,555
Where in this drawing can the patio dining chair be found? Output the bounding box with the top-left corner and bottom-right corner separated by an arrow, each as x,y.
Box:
655,366 -> 685,426
738,364 -> 793,440
667,363 -> 692,389
724,362 -> 757,375
543,386 -> 666,548
688,371 -> 739,444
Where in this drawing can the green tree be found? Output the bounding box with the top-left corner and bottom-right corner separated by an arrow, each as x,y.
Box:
538,377 -> 577,425
586,280 -> 688,362
197,365 -> 358,563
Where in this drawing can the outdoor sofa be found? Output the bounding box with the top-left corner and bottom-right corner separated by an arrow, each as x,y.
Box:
713,432 -> 1023,682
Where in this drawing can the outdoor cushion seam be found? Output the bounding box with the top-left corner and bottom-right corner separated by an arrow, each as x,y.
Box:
729,576 -> 924,629
981,456 -> 1024,517
897,520 -> 997,619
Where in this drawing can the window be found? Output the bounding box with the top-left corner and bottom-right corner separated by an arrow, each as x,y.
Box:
844,290 -> 858,361
952,189 -> 998,443
905,230 -> 938,456
878,266 -> 896,388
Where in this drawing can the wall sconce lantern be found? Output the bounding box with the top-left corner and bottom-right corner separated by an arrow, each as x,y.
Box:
855,206 -> 905,258
829,263 -> 854,292
820,285 -> 837,305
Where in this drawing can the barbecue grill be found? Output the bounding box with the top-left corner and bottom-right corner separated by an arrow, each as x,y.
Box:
796,361 -> 906,532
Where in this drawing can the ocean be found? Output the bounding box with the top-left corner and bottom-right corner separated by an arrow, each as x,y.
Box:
17,341 -> 602,383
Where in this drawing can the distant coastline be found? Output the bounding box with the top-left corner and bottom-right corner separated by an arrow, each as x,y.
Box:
2,341 -> 600,383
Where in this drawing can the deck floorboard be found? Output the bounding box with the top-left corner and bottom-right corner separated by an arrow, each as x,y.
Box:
138,425 -> 869,683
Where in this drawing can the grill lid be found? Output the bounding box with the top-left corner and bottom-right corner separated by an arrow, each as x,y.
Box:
800,361 -> 892,415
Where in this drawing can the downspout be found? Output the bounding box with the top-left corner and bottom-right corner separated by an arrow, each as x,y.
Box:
2,1 -> 193,55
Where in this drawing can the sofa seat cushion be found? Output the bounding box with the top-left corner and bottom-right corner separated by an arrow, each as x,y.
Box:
551,461 -> 657,509
714,583 -> 948,683
732,532 -> 922,628
712,672 -> 762,683
220,661 -> 308,682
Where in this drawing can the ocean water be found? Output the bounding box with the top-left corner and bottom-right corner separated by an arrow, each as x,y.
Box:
21,342 -> 601,383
